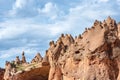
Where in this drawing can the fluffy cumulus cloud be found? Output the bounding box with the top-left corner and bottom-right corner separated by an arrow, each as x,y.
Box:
9,0 -> 27,15
70,1 -> 117,20
38,2 -> 58,20
14,0 -> 27,9
0,0 -> 120,67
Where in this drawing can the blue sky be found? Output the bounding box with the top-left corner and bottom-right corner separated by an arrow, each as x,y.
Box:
0,0 -> 120,68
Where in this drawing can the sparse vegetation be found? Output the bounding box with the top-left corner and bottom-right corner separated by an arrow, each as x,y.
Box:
16,63 -> 38,72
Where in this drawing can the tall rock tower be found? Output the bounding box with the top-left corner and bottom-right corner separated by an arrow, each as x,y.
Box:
21,51 -> 26,64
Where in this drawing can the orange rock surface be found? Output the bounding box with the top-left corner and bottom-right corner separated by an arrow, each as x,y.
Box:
4,17 -> 120,80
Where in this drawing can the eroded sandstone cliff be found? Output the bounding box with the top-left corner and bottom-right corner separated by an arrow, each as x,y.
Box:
47,17 -> 120,80
4,52 -> 50,80
3,17 -> 120,80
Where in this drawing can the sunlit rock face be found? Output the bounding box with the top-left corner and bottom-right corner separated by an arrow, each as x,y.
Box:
3,52 -> 50,80
47,17 -> 120,80
3,17 -> 120,80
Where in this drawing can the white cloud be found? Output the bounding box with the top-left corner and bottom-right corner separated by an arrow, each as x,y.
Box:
39,2 -> 55,13
0,19 -> 28,39
0,48 -> 21,59
38,2 -> 59,20
69,1 -> 116,19
0,26 -> 26,40
8,0 -> 28,16
99,0 -> 109,2
0,47 -> 38,59
14,0 -> 27,9
0,54 -> 10,59
1,0 -> 118,40
0,18 -> 71,40
48,22 -> 71,36
70,7 -> 116,20
58,0 -> 118,35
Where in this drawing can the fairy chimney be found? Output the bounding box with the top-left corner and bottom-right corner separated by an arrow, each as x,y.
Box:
34,53 -> 43,62
4,61 -> 12,80
15,56 -> 20,65
21,51 -> 26,64
31,53 -> 43,63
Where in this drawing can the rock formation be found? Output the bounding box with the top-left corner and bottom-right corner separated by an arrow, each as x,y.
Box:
42,52 -> 49,66
15,56 -> 20,65
0,68 -> 5,80
21,51 -> 26,64
3,17 -> 120,80
47,17 -> 120,80
31,53 -> 43,63
4,52 -> 49,80
4,61 -> 13,80
12,66 -> 50,80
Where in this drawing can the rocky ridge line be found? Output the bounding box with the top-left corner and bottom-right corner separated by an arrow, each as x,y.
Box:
3,17 -> 120,80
